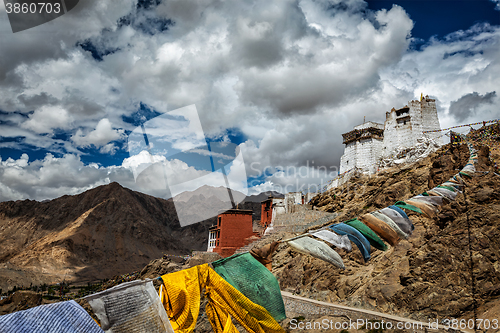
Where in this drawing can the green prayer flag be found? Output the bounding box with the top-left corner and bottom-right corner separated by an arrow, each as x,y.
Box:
394,201 -> 423,214
212,252 -> 287,322
345,218 -> 388,251
436,185 -> 457,192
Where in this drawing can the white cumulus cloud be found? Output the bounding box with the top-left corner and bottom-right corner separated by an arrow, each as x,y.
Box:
0,0 -> 499,200
72,118 -> 125,149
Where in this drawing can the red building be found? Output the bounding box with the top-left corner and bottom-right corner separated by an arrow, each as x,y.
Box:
261,198 -> 273,228
207,209 -> 258,257
260,196 -> 285,228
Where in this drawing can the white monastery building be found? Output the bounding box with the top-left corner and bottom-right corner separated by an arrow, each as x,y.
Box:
339,95 -> 442,174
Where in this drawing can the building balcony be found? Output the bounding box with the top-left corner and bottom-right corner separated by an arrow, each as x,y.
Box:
342,127 -> 384,144
395,107 -> 410,117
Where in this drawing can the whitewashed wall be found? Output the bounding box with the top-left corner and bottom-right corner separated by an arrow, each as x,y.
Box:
270,198 -> 285,224
383,97 -> 441,156
340,137 -> 383,174
338,96 -> 442,180
285,192 -> 303,213
356,137 -> 384,173
419,98 -> 442,145
340,141 -> 356,174
305,192 -> 317,203
383,108 -> 414,156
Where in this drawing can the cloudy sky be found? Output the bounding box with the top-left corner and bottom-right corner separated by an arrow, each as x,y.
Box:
0,0 -> 499,202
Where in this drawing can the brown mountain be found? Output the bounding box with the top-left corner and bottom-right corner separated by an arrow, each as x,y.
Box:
0,182 -> 215,292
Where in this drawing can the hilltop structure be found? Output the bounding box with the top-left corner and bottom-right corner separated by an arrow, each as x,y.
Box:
339,95 -> 442,174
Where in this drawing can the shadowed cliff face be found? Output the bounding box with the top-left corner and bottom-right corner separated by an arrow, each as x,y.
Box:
271,140 -> 500,322
0,182 -> 215,291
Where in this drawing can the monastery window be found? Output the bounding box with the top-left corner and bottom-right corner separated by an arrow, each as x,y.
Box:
396,107 -> 409,117
397,115 -> 411,125
218,217 -> 221,226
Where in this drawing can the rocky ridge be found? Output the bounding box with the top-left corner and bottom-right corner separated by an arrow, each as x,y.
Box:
0,182 -> 216,292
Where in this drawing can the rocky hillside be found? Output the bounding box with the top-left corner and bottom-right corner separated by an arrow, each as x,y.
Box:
269,141 -> 500,322
0,182 -> 217,292
0,182 -> 265,293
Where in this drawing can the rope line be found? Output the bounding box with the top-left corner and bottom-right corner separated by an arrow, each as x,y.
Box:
423,119 -> 499,133
463,181 -> 478,332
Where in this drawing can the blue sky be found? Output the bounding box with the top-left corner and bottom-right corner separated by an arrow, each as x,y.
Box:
0,0 -> 499,202
368,0 -> 500,43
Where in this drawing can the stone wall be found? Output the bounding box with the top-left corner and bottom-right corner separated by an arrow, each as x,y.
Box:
340,137 -> 383,174
282,292 -> 458,333
273,207 -> 337,227
356,137 -> 384,173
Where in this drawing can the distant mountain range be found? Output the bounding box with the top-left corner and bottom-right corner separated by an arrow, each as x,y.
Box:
241,191 -> 284,203
0,183 -> 274,291
172,185 -> 247,203
172,184 -> 283,203
170,185 -> 283,225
